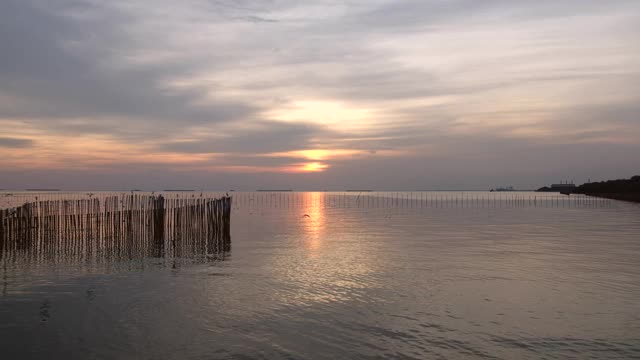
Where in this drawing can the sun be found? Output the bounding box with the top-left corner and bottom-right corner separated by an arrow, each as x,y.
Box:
300,162 -> 328,172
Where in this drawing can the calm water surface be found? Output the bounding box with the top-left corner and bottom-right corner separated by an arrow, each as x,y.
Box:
1,192 -> 640,359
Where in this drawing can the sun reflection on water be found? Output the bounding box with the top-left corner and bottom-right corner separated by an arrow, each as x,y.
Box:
301,192 -> 326,253
262,192 -> 383,307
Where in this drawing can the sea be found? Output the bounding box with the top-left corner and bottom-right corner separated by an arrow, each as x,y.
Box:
1,191 -> 639,359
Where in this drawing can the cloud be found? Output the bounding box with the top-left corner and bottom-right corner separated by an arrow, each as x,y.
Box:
0,0 -> 257,134
158,121 -> 334,154
0,137 -> 33,148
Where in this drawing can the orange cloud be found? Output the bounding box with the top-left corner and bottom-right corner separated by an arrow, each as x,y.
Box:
266,149 -> 367,161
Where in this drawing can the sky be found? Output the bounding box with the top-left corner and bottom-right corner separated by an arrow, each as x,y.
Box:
1,0 -> 639,191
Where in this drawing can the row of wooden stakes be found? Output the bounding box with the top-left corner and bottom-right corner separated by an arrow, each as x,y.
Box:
0,194 -> 232,262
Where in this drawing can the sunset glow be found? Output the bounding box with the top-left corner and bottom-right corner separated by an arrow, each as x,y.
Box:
299,162 -> 329,173
266,149 -> 367,161
267,100 -> 374,130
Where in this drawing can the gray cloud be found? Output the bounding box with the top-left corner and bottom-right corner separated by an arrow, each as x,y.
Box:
159,121 -> 335,154
348,0 -> 639,30
0,137 -> 33,148
0,0 -> 256,131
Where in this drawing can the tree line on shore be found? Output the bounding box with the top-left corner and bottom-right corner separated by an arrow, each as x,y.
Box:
540,175 -> 640,203
572,175 -> 640,195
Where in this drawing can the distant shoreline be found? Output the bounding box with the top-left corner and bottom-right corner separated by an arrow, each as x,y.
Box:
570,176 -> 640,203
536,175 -> 640,203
